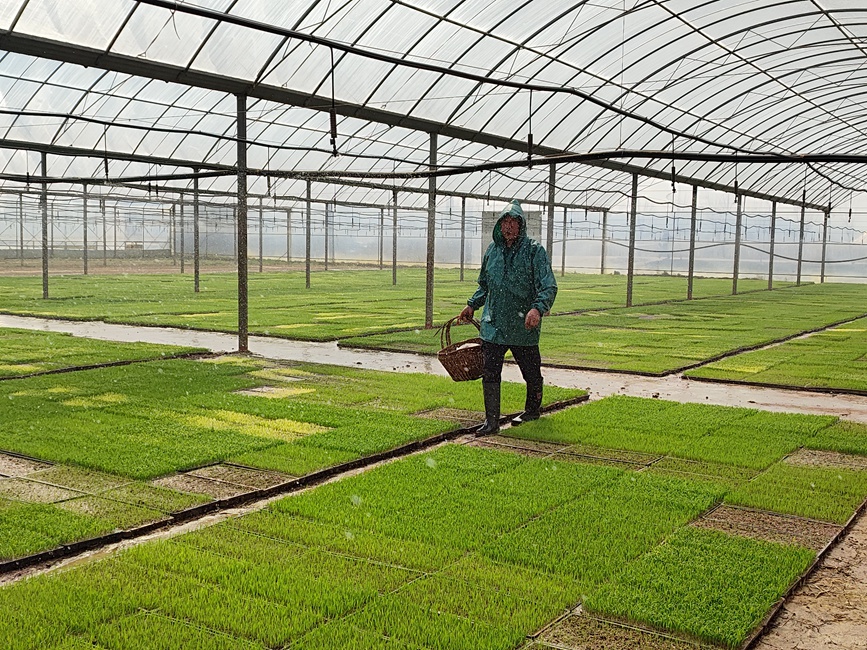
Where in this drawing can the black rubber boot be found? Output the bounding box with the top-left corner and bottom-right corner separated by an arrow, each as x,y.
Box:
511,380 -> 543,426
475,381 -> 501,436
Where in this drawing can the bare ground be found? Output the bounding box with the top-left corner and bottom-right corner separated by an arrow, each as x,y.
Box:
753,507 -> 867,650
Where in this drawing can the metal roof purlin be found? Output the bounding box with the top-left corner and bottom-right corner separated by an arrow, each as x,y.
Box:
0,31 -> 817,210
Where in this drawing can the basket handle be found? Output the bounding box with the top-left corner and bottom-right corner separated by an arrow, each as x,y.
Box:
439,316 -> 481,349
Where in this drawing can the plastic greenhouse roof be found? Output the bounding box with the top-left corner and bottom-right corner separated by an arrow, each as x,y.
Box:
0,0 -> 865,211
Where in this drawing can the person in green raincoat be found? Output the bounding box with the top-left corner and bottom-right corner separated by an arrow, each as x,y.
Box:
458,200 -> 558,435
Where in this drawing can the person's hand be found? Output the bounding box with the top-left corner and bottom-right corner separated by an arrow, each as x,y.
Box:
524,308 -> 541,330
458,306 -> 474,324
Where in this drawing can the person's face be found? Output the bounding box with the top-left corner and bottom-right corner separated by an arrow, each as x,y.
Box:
501,216 -> 520,246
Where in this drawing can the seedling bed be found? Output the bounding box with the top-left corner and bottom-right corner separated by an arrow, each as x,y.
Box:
685,315 -> 867,393
0,477 -> 83,504
0,327 -> 207,379
690,504 -> 842,552
536,611 -> 711,650
186,463 -> 291,490
0,271 -> 783,343
343,284 -> 867,374
784,448 -> 867,471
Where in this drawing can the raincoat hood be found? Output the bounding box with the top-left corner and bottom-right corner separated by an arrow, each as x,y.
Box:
492,200 -> 527,246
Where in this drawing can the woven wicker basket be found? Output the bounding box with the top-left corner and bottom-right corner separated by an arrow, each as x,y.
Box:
437,317 -> 484,382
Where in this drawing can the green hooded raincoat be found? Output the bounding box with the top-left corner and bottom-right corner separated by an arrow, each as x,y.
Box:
467,201 -> 558,346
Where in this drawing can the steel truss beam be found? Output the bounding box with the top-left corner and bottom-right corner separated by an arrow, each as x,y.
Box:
0,31 -> 807,210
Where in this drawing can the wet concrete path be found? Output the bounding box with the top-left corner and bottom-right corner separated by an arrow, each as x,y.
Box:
4,314 -> 867,423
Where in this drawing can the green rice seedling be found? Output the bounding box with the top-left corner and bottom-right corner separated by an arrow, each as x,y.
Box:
232,511 -> 460,572
585,527 -> 815,648
0,558 -> 142,648
350,595 -> 518,650
0,501 -> 111,560
398,573 -> 559,636
477,457 -> 623,511
273,446 -> 542,550
512,396 -> 835,469
440,553 -> 576,613
26,465 -> 129,493
345,283 -> 867,373
810,420 -> 867,456
726,463 -> 867,523
230,441 -> 359,476
0,327 -> 202,377
56,496 -> 166,530
288,620 -> 406,650
685,315 -> 867,392
126,560 -> 323,647
87,611 -> 263,650
648,457 -> 757,483
484,471 -> 725,591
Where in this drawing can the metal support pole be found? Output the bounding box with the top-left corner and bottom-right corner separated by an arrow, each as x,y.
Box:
258,201 -> 264,273
41,152 -> 48,299
732,193 -> 743,295
600,209 -> 608,274
425,133 -> 437,329
561,207 -> 567,277
113,206 -> 118,259
286,209 -> 292,264
797,194 -> 806,286
18,193 -> 23,265
141,204 -> 145,259
305,180 -> 312,289
379,207 -> 384,270
392,189 -> 398,286
459,197 -> 466,282
821,209 -> 829,284
626,173 -> 638,307
101,198 -> 107,266
232,207 -> 237,263
768,202 -> 776,290
194,173 -> 200,292
324,202 -> 329,271
82,184 -> 88,275
179,193 -> 185,274
687,186 -> 698,299
236,94 -> 249,353
170,205 -> 176,266
547,163 -> 556,254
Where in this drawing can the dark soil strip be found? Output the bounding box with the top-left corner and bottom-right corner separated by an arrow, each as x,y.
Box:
0,394 -> 589,577
0,351 -> 219,382
685,374 -> 867,398
742,492 -> 867,650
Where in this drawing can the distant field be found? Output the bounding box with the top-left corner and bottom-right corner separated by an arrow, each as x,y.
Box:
0,269 -> 784,340
685,315 -> 867,392
344,283 -> 867,374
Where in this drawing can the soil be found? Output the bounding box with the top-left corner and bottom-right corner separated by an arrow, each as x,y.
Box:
784,448 -> 867,472
0,478 -> 82,504
151,473 -> 248,500
536,611 -> 708,649
414,407 -> 485,426
0,452 -> 51,477
186,464 -> 291,490
691,505 -> 842,552
754,507 -> 867,650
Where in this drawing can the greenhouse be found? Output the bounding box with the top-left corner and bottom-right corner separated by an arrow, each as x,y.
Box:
2,1 -> 867,649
